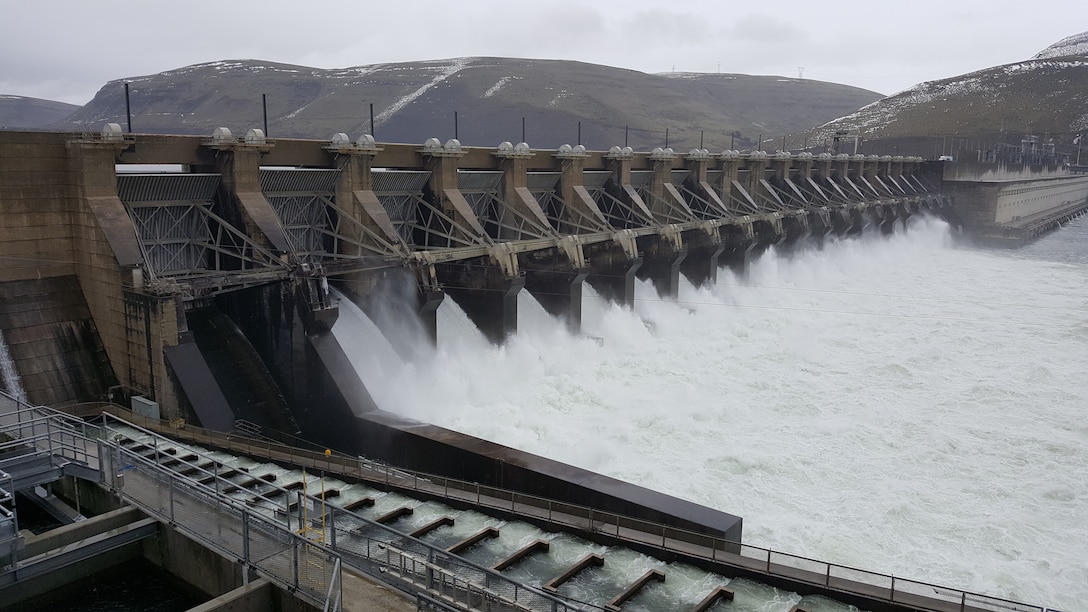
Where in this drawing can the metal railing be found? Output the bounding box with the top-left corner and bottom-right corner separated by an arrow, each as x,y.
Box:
97,407 -> 1048,612
4,395 -> 1050,612
102,440 -> 342,610
100,413 -> 588,612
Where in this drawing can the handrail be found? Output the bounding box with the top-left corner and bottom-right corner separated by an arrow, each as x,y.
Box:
102,416 -> 590,612
94,407 -> 1046,612
322,557 -> 342,612
9,396 -> 1048,612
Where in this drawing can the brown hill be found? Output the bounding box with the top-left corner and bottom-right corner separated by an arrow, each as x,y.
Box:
58,57 -> 881,151
0,95 -> 80,129
802,31 -> 1088,159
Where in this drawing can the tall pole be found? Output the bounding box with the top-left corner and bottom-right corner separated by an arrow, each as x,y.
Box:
624,125 -> 629,148
577,121 -> 581,146
665,128 -> 669,149
700,130 -> 704,150
782,136 -> 786,151
369,103 -> 374,137
124,83 -> 132,133
730,133 -> 735,150
454,111 -> 459,140
1077,133 -> 1082,166
521,117 -> 525,143
262,94 -> 268,136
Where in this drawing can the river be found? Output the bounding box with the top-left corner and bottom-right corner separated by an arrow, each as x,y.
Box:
335,214 -> 1088,610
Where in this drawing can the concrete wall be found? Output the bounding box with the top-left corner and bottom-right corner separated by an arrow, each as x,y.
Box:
944,172 -> 1088,228
0,131 -> 182,410
993,175 -> 1088,224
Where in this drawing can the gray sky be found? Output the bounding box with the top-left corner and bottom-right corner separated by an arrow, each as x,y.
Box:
1,0 -> 1082,105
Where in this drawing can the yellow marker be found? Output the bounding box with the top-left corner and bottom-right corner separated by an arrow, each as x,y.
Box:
324,449 -> 332,457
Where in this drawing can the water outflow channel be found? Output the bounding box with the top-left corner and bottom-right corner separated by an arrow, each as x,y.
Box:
106,420 -> 857,611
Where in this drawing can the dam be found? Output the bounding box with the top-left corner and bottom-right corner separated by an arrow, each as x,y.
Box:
1,125 -> 1085,610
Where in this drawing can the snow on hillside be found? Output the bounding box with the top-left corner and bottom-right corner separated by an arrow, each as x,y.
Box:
811,55 -> 1088,138
1033,31 -> 1088,59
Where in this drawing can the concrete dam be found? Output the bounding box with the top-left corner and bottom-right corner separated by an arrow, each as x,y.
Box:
1,125 -> 1085,611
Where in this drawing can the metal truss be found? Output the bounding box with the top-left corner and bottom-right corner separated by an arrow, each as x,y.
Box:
630,171 -> 697,225
526,172 -> 609,234
119,174 -> 286,282
371,170 -> 483,250
675,182 -> 731,220
260,169 -> 404,263
457,171 -> 553,242
583,171 -> 655,229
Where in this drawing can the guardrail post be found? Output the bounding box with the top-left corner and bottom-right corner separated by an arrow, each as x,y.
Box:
890,576 -> 895,600
169,472 -> 175,521
960,592 -> 966,612
825,564 -> 831,586
329,508 -> 337,550
767,549 -> 772,573
243,509 -> 251,564
293,540 -> 300,590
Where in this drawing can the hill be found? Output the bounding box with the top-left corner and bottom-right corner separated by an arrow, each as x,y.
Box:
0,95 -> 80,129
805,31 -> 1088,158
57,57 -> 881,150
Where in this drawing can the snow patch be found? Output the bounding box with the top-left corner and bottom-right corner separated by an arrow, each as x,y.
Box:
1033,31 -> 1088,60
374,58 -> 473,126
483,76 -> 519,98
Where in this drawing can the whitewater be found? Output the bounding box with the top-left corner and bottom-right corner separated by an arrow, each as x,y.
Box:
334,215 -> 1088,610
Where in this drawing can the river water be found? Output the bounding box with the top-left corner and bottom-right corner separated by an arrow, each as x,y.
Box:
334,214 -> 1088,610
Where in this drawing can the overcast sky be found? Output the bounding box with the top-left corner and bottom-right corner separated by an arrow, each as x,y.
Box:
1,0 -> 1082,105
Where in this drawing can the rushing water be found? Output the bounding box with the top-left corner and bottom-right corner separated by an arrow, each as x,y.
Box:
333,215 -> 1088,610
0,328 -> 27,402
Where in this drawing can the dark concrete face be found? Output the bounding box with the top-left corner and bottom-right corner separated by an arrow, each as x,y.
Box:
0,276 -> 118,406
588,257 -> 643,307
524,269 -> 588,334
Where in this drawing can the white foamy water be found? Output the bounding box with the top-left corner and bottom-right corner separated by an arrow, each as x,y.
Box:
334,215 -> 1088,610
0,329 -> 27,403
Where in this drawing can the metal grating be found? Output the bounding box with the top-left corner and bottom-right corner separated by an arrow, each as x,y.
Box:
629,171 -> 653,187
582,171 -> 612,190
117,174 -> 221,203
456,171 -> 503,193
259,169 -> 341,193
526,172 -> 561,191
671,170 -> 691,184
371,171 -> 432,194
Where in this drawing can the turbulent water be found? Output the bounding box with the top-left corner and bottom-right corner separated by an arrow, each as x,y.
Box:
0,329 -> 27,402
333,215 -> 1088,610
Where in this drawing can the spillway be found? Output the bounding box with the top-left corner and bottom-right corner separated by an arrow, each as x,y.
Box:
0,330 -> 26,403
335,215 -> 1088,610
